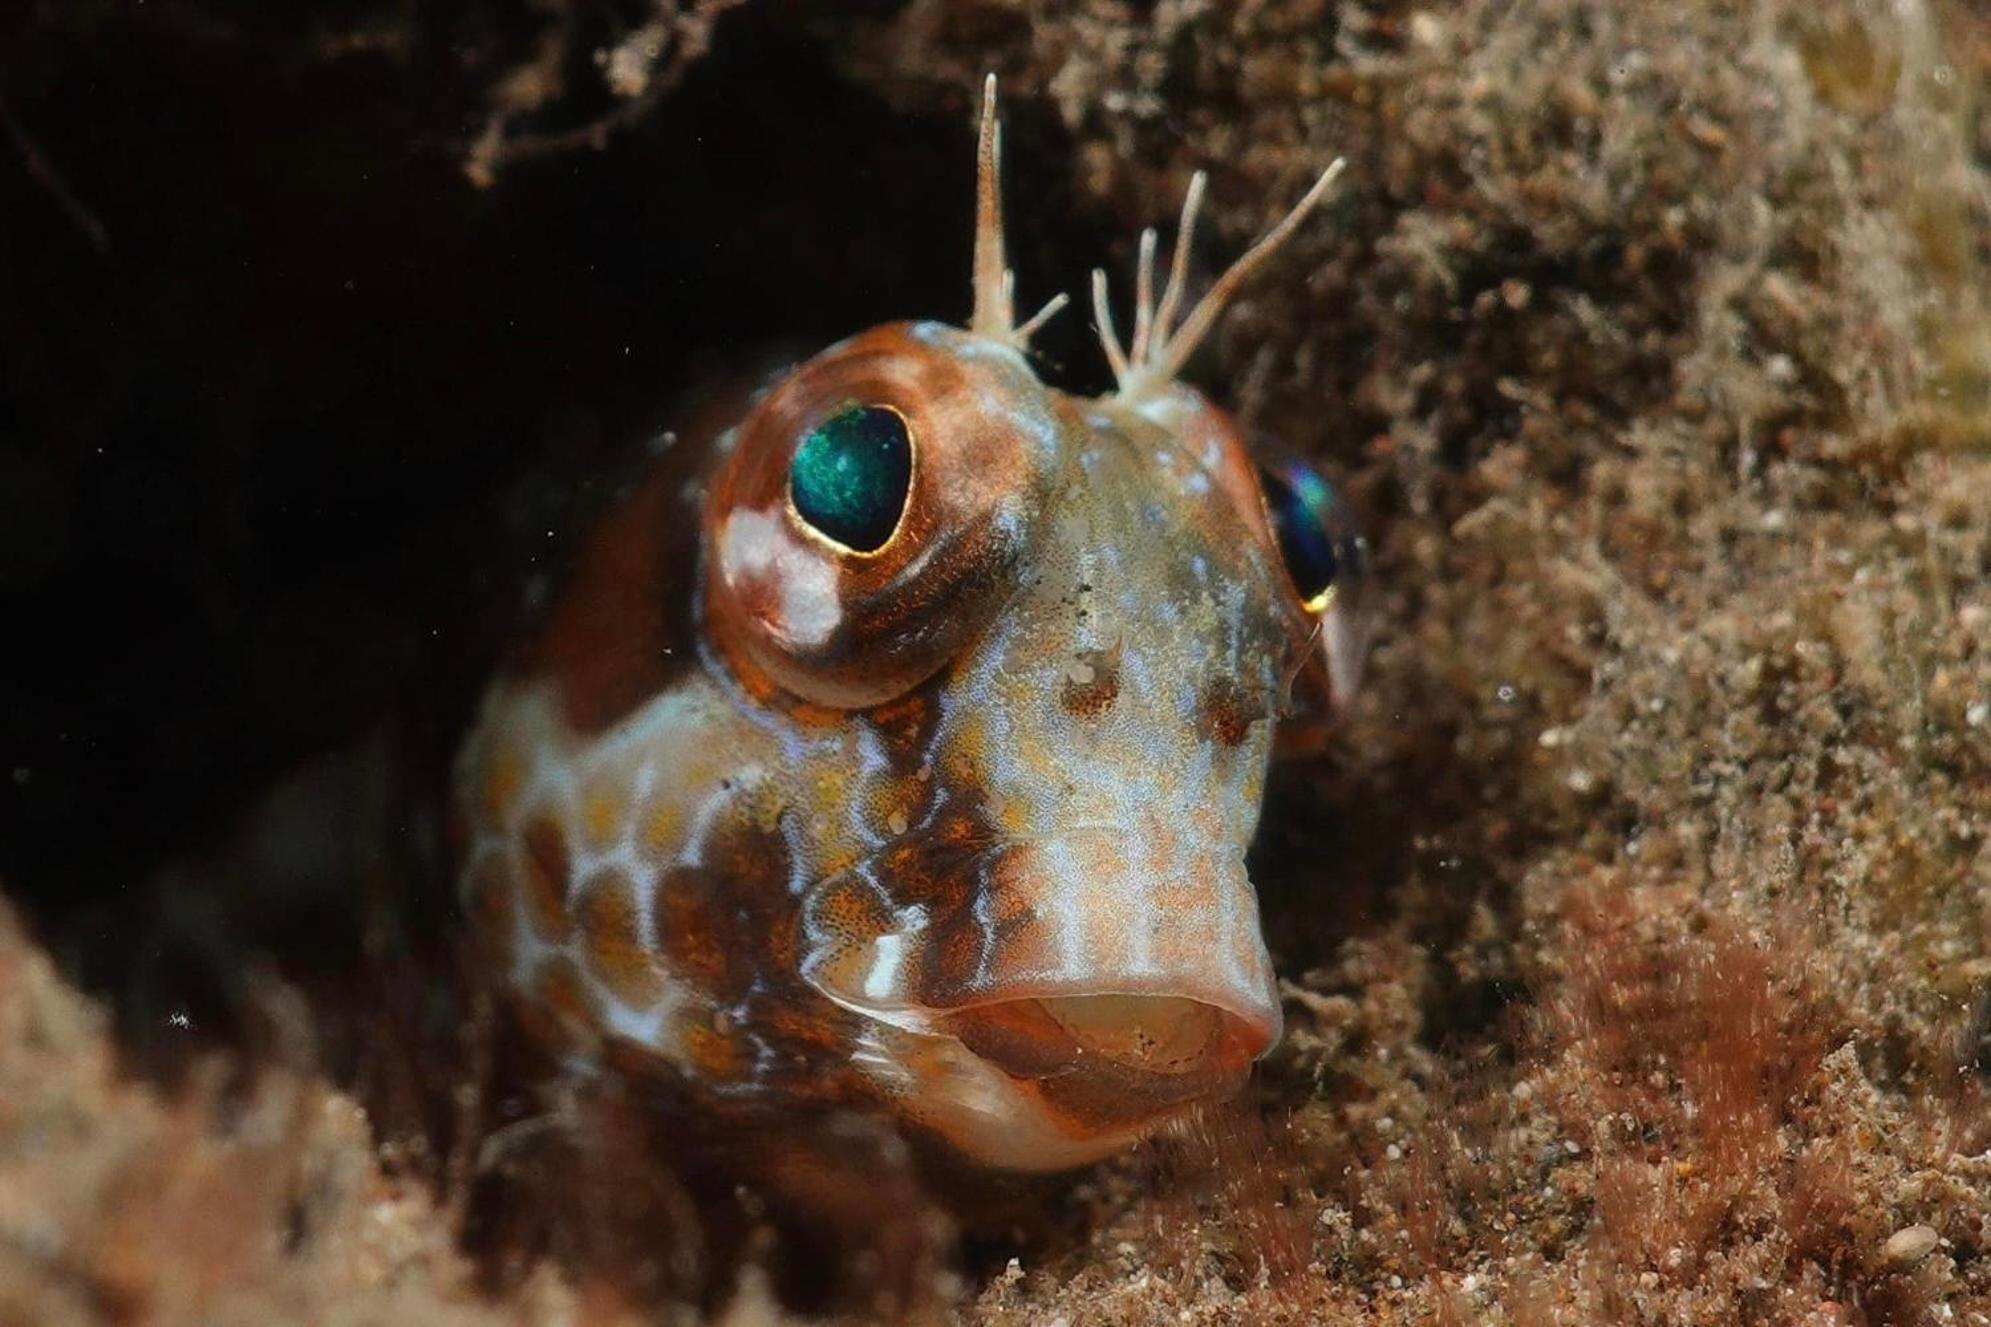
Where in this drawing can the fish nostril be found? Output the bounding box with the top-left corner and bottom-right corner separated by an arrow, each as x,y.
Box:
947,994 -> 1267,1081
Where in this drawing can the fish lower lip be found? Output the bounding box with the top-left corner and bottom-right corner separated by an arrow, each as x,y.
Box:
929,994 -> 1261,1131
943,993 -> 1265,1080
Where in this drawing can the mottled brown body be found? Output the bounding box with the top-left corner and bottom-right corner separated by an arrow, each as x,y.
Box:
454,84 -> 1365,1169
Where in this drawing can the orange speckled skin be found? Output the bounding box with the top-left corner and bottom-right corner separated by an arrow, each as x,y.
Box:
453,317 -> 1353,1170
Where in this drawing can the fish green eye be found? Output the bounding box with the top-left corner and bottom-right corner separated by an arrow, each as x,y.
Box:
788,404 -> 914,553
1259,460 -> 1361,612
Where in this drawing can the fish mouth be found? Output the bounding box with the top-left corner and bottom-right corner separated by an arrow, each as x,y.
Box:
944,991 -> 1268,1077
797,830 -> 1284,1147
936,991 -> 1269,1129
814,977 -> 1278,1144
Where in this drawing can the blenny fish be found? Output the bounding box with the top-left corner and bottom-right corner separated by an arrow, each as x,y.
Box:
452,79 -> 1367,1172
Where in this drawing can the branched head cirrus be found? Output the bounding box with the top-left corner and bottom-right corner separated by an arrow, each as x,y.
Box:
453,77 -> 1369,1170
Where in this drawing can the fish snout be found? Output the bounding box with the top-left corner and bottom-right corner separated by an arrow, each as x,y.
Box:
801,831 -> 1284,1154
920,835 -> 1281,1115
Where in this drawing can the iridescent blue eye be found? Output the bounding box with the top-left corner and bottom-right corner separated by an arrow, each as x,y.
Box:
788,404 -> 913,553
1259,460 -> 1360,610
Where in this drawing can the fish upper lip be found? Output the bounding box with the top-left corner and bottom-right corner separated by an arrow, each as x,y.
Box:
808,972 -> 1283,1063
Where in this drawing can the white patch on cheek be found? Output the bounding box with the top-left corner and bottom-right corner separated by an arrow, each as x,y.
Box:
863,934 -> 905,1001
718,507 -> 842,647
860,903 -> 928,1005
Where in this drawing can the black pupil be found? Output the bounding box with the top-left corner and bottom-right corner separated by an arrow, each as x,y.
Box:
1260,464 -> 1341,603
788,404 -> 913,552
